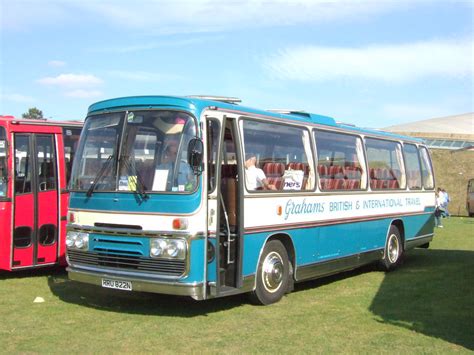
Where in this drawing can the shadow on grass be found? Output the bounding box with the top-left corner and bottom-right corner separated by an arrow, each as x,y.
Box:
47,272 -> 246,317
369,248 -> 474,350
0,266 -> 64,280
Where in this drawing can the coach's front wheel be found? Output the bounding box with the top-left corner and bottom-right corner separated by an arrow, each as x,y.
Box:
380,225 -> 403,271
250,240 -> 290,305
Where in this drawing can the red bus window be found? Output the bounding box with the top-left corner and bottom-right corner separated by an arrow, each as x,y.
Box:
0,126 -> 7,197
14,135 -> 33,194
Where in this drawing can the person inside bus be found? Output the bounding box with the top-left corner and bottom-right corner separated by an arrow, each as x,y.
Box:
156,141 -> 194,191
244,153 -> 276,191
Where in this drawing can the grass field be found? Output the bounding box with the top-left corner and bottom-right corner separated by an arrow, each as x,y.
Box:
1,217 -> 473,353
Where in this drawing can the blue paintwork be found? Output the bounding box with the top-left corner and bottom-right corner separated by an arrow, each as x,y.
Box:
86,95 -> 421,142
69,189 -> 202,214
242,213 -> 434,277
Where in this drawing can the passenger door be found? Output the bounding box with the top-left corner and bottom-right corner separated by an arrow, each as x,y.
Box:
12,134 -> 59,268
207,116 -> 242,295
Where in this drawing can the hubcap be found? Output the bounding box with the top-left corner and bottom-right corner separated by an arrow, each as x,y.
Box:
387,234 -> 400,264
262,251 -> 284,293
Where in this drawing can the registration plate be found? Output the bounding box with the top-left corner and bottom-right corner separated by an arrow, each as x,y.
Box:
101,278 -> 132,291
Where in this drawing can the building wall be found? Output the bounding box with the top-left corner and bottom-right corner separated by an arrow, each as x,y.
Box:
430,149 -> 474,216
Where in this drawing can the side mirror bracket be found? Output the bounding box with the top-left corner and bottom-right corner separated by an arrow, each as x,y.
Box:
187,138 -> 203,175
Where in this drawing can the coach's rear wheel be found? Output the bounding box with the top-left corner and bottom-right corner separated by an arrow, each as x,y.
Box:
250,240 -> 290,305
380,225 -> 403,271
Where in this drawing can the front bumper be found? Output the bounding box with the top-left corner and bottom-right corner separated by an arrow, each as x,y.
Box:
67,266 -> 206,300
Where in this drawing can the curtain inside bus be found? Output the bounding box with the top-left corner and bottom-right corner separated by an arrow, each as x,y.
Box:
0,126 -> 7,197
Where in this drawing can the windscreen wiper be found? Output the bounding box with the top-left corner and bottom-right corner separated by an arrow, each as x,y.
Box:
86,154 -> 114,197
120,155 -> 149,200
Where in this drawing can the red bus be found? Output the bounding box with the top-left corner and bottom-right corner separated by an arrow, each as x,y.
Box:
0,116 -> 82,271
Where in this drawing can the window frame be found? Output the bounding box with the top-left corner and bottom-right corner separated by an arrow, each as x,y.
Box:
0,125 -> 8,199
206,118 -> 221,194
313,128 -> 368,192
35,134 -> 58,192
239,117 -> 316,194
402,143 -> 423,191
418,145 -> 435,190
14,134 -> 33,195
69,109 -> 201,195
62,127 -> 82,186
364,137 -> 406,191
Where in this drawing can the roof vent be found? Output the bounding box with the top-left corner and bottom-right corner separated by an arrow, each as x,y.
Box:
266,109 -> 311,118
186,95 -> 241,104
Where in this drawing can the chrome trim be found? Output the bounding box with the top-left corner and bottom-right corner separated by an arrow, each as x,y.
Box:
67,232 -> 193,278
67,261 -> 185,280
11,262 -> 58,270
405,234 -> 434,249
407,233 -> 434,241
295,249 -> 383,281
67,266 -> 205,300
66,224 -> 202,239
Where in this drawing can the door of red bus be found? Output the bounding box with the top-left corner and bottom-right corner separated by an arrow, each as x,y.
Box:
0,117 -> 82,271
12,134 -> 59,267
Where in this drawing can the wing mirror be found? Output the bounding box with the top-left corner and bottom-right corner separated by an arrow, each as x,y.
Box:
187,138 -> 203,175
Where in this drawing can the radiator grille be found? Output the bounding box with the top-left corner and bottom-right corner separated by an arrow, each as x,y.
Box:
68,234 -> 186,277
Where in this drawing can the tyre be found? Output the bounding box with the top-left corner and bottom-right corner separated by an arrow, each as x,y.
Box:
249,240 -> 290,305
380,225 -> 403,271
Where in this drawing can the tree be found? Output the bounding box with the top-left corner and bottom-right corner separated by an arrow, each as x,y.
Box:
22,107 -> 44,120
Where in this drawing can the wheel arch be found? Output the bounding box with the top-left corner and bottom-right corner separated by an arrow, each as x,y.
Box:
390,219 -> 405,249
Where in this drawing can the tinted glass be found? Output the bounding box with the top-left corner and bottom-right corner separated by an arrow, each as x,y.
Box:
366,138 -> 405,190
241,120 -> 314,192
0,126 -> 7,197
419,146 -> 434,189
403,144 -> 422,190
314,130 -> 366,190
14,135 -> 32,194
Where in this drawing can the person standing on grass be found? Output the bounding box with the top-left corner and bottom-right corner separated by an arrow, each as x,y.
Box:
441,188 -> 450,218
435,188 -> 444,228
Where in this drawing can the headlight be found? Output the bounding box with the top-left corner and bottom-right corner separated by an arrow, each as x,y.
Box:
150,238 -> 186,260
66,231 -> 78,248
66,231 -> 89,251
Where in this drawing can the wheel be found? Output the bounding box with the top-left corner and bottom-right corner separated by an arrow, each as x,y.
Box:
380,225 -> 403,271
249,240 -> 290,305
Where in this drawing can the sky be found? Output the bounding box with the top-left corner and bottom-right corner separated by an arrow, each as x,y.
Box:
0,0 -> 473,128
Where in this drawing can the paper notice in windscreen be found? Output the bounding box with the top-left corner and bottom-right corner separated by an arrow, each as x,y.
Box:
152,170 -> 169,191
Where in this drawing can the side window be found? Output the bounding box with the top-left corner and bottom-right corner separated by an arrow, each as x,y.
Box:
36,135 -> 57,191
0,126 -> 7,197
14,135 -> 32,194
314,130 -> 366,190
241,120 -> 314,192
419,146 -> 434,190
207,120 -> 220,192
62,128 -> 81,185
366,138 -> 405,190
403,144 -> 422,190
